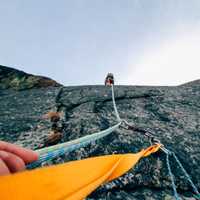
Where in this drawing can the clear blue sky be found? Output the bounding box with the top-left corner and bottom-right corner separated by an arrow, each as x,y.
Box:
0,0 -> 200,86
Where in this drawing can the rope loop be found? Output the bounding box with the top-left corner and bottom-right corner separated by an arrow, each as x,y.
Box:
111,84 -> 121,122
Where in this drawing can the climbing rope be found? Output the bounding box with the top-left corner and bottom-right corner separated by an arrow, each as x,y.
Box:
172,152 -> 200,199
166,151 -> 181,200
111,84 -> 121,122
162,147 -> 200,200
27,84 -> 122,169
27,122 -> 121,169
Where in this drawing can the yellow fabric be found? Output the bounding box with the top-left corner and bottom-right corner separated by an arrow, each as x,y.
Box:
0,144 -> 161,200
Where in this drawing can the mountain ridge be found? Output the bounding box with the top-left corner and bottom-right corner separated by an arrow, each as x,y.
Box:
0,65 -> 61,90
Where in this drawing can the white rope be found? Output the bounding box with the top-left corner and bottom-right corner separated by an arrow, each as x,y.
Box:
111,84 -> 121,122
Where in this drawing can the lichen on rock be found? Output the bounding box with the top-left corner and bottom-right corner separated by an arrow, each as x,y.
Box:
0,65 -> 61,90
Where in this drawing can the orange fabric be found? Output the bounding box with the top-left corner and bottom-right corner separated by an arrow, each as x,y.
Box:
0,144 -> 161,200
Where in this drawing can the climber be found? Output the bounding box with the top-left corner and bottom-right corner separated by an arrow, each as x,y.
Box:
0,141 -> 38,175
105,73 -> 114,86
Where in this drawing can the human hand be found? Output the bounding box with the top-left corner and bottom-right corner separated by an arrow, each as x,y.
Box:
0,141 -> 38,176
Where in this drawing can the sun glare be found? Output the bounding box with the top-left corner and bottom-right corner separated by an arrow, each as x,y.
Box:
126,30 -> 200,86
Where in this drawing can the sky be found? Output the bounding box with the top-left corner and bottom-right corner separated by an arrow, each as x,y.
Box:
0,0 -> 200,86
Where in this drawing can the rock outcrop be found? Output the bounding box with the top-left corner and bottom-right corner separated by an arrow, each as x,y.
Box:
0,67 -> 199,200
0,65 -> 61,90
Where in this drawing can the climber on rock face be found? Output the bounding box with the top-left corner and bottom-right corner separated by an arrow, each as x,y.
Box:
105,73 -> 114,86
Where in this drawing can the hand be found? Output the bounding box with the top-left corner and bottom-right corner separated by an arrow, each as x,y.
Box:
0,141 -> 38,176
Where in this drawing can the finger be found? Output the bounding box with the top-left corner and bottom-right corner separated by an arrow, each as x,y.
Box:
0,158 -> 10,176
0,141 -> 38,164
0,150 -> 25,173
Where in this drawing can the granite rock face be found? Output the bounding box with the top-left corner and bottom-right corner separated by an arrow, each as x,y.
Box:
0,65 -> 61,90
0,72 -> 199,199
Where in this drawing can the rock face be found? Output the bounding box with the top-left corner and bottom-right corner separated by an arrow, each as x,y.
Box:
0,65 -> 61,90
0,68 -> 199,200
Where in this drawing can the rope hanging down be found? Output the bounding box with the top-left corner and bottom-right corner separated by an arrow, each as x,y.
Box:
166,152 -> 181,200
164,148 -> 200,200
152,145 -> 200,200
111,84 -> 121,122
27,84 -> 122,169
172,152 -> 200,198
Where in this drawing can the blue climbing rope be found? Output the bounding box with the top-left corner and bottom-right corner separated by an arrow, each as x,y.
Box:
164,147 -> 200,200
166,152 -> 181,200
172,152 -> 200,199
27,122 -> 121,169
